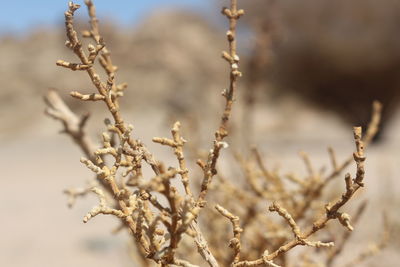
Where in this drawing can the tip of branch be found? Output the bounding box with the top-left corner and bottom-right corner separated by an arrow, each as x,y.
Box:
372,100 -> 383,112
68,2 -> 80,11
353,127 -> 362,140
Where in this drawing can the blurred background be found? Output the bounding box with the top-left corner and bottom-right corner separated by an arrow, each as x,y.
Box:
1,0 -> 399,266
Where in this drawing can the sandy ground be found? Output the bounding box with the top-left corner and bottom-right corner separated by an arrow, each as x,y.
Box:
1,101 -> 399,267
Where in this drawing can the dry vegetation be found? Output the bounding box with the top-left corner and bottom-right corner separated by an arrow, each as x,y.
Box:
241,0 -> 400,137
45,1 -> 390,266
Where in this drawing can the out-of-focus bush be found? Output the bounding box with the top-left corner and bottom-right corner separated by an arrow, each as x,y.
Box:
243,0 -> 400,137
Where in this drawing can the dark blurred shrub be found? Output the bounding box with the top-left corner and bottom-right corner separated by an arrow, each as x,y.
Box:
243,0 -> 400,137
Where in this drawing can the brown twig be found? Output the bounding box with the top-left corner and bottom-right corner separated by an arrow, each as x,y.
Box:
197,0 -> 244,207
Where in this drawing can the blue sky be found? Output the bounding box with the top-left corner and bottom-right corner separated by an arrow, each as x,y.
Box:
0,0 -> 212,34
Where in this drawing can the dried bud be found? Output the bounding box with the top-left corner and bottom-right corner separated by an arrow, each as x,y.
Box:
226,30 -> 234,41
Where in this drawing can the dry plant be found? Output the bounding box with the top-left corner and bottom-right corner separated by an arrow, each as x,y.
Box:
45,1 -> 388,266
241,0 -> 400,137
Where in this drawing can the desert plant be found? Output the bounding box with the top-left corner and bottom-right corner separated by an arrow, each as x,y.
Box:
45,1 -> 388,266
241,0 -> 400,138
